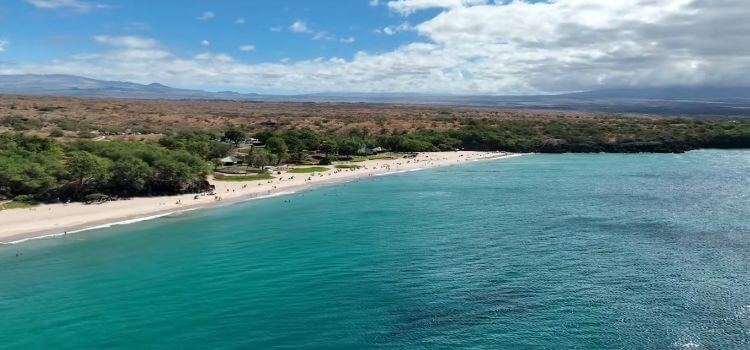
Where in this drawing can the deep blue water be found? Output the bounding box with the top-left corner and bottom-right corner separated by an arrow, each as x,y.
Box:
1,151 -> 749,349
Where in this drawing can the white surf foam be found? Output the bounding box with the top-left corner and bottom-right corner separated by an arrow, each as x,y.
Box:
2,191 -> 304,245
374,168 -> 426,176
3,211 -> 186,245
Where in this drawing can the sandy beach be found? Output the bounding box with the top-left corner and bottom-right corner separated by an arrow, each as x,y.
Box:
0,151 -> 521,244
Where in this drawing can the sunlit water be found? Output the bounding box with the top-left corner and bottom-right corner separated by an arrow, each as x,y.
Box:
1,151 -> 749,349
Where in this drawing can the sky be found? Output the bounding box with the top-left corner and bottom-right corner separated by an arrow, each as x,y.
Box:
0,0 -> 748,94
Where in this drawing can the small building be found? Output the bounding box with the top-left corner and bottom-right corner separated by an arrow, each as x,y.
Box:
220,156 -> 242,166
244,138 -> 264,146
367,147 -> 386,155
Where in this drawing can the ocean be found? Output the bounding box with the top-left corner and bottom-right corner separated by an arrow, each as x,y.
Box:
1,150 -> 749,349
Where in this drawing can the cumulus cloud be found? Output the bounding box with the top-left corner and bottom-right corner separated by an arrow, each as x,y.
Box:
195,52 -> 234,63
201,39 -> 210,46
0,39 -> 8,52
289,21 -> 311,33
388,0 -> 487,15
26,0 -> 104,11
312,32 -> 334,41
382,22 -> 412,35
90,35 -> 170,61
290,21 -> 334,41
340,37 -> 356,44
94,35 -> 158,49
4,0 -> 750,94
239,45 -> 256,52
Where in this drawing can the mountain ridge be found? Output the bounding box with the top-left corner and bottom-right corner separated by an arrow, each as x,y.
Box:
1,74 -> 749,116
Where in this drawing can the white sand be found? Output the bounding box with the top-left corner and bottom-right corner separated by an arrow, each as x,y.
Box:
0,151 -> 522,244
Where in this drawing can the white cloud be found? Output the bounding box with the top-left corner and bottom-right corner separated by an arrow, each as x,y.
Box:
26,0 -> 103,11
201,39 -> 211,46
290,21 -> 334,41
369,0 -> 381,6
235,18 -> 246,24
94,35 -> 158,49
387,0 -> 487,15
194,52 -> 234,63
197,11 -> 215,20
239,45 -> 256,52
90,35 -> 170,61
313,32 -> 334,41
5,1 -> 750,94
382,22 -> 412,35
340,37 -> 356,44
0,39 -> 8,52
289,21 -> 311,33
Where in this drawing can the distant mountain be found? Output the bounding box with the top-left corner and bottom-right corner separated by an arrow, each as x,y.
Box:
292,89 -> 750,116
0,74 -> 749,116
559,86 -> 750,101
0,74 -> 261,100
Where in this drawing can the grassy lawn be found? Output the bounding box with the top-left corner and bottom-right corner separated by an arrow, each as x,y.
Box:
351,153 -> 400,162
215,165 -> 262,174
288,166 -> 330,173
0,201 -> 35,211
335,164 -> 361,169
369,153 -> 400,160
350,156 -> 370,162
213,173 -> 274,182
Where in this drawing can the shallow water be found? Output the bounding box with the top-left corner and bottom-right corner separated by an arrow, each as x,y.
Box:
1,151 -> 749,349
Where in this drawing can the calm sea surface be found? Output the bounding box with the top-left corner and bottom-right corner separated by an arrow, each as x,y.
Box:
1,151 -> 749,349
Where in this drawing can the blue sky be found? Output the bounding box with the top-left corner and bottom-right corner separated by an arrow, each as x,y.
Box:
0,1 -> 747,94
1,1 -> 434,64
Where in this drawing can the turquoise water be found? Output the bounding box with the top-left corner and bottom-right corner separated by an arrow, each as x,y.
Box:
1,151 -> 750,349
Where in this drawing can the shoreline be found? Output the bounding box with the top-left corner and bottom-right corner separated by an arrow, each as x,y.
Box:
0,152 -> 525,245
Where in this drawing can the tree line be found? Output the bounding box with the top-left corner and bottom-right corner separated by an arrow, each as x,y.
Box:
1,133 -> 212,203
1,116 -> 748,204
217,117 -> 750,157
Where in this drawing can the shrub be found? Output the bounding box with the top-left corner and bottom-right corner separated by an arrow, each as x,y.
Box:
83,193 -> 109,203
12,194 -> 37,204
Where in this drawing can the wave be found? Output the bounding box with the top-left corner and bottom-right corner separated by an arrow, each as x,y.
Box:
3,211 -> 187,245
675,342 -> 703,349
2,191 -> 303,245
374,167 -> 426,176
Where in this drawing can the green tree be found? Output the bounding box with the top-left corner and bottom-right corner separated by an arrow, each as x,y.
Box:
265,137 -> 288,155
110,157 -> 153,196
338,138 -> 365,156
66,151 -> 109,198
249,148 -> 273,171
152,159 -> 192,193
265,136 -> 288,164
289,149 -> 309,164
0,155 -> 57,199
319,139 -> 338,158
208,142 -> 232,159
223,127 -> 246,148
